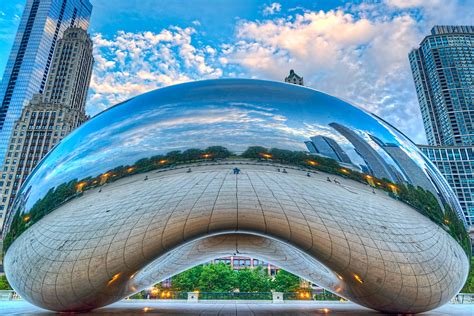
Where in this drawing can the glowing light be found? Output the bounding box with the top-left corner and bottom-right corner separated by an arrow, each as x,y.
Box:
340,168 -> 349,174
322,308 -> 330,313
150,287 -> 159,296
365,175 -> 372,179
336,274 -> 343,280
444,219 -> 450,224
354,274 -> 364,284
107,273 -> 121,286
159,159 -> 168,164
201,153 -> 212,159
127,167 -> 135,173
307,160 -> 318,166
259,153 -> 272,159
23,215 -> 30,222
76,182 -> 86,191
143,307 -> 151,312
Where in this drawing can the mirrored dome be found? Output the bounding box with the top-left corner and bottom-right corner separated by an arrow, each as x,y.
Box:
3,79 -> 470,313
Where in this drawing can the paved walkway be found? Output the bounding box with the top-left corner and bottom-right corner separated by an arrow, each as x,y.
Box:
0,300 -> 472,315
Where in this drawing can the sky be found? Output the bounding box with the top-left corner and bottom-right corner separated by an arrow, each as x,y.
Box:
0,0 -> 473,144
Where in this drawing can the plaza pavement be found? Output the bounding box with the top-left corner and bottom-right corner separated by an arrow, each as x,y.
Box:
0,299 -> 473,315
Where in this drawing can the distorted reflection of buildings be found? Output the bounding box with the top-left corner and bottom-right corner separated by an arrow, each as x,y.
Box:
329,122 -> 397,182
370,135 -> 437,192
305,135 -> 352,164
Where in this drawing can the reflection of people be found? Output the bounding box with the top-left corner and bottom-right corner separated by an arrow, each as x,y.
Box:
306,172 -> 311,177
187,168 -> 192,173
372,188 -> 376,194
144,176 -> 148,181
233,167 -> 240,174
277,168 -> 281,172
282,169 -> 287,173
327,177 -> 331,182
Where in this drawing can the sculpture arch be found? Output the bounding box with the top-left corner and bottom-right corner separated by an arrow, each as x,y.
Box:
3,79 -> 470,313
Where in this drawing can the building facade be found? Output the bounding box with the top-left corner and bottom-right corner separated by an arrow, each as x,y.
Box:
284,69 -> 304,86
0,27 -> 93,230
418,145 -> 474,227
409,25 -> 473,146
0,0 -> 92,164
410,25 -> 474,229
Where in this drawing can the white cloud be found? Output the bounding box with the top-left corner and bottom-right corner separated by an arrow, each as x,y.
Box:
263,3 -> 282,16
87,26 -> 223,115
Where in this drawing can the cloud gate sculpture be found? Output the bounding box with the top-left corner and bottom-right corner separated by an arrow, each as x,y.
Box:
2,79 -> 470,313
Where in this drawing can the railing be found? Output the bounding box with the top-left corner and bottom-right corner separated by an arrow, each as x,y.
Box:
452,293 -> 474,304
0,290 -> 21,301
198,292 -> 272,300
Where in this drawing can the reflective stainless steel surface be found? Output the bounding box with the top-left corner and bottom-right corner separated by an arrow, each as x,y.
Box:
3,79 -> 470,313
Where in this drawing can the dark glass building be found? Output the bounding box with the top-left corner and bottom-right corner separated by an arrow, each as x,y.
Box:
410,25 -> 474,228
0,0 -> 92,164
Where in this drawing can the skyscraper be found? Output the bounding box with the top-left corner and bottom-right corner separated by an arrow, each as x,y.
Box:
409,25 -> 473,146
410,25 -> 474,228
0,27 -> 94,229
0,0 -> 92,164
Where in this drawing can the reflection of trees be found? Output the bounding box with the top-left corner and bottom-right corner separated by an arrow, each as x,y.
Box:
4,145 -> 470,258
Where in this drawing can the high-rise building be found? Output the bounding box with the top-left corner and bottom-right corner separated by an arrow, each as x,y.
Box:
0,0 -> 92,164
409,25 -> 473,146
0,27 -> 93,229
409,25 -> 474,229
417,145 -> 474,227
329,122 -> 397,182
305,135 -> 352,164
284,69 -> 304,86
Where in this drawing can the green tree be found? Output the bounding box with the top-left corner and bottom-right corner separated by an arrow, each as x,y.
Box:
236,267 -> 271,292
198,263 -> 237,292
171,265 -> 204,291
461,257 -> 474,293
0,275 -> 12,290
241,146 -> 268,159
272,270 -> 300,292
205,146 -> 232,159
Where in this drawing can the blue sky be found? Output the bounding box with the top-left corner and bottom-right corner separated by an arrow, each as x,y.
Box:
1,0 -> 473,144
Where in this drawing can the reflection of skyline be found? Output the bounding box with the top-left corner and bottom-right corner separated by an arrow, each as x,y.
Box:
370,135 -> 437,193
12,79 -> 446,216
305,135 -> 352,164
329,122 -> 397,182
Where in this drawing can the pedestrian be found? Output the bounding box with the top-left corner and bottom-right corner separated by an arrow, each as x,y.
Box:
144,175 -> 148,181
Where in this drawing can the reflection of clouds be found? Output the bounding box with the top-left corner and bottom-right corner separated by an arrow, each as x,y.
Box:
20,79 -> 447,214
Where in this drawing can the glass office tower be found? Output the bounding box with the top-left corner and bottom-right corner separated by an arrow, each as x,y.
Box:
410,25 -> 474,228
409,25 -> 473,146
0,0 -> 92,163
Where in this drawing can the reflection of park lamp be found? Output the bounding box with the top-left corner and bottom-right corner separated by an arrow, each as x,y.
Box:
76,182 -> 86,193
127,167 -> 135,173
150,287 -> 159,296
23,215 -> 30,222
201,153 -> 212,159
365,175 -> 375,186
107,273 -> 121,286
259,152 -> 272,159
389,184 -> 398,195
340,168 -> 349,174
444,218 -> 450,225
100,173 -> 109,185
159,159 -> 168,164
307,160 -> 318,166
353,274 -> 364,284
